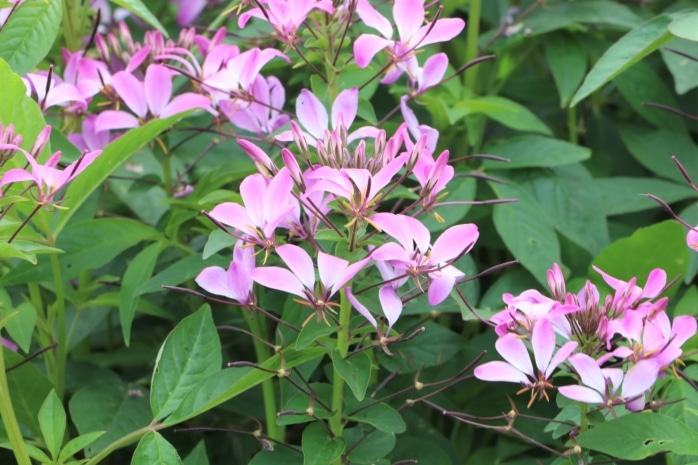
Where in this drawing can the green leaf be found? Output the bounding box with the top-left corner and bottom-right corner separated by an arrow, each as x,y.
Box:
661,38 -> 698,94
0,58 -> 47,152
0,0 -> 61,75
331,350 -> 371,401
120,242 -> 163,346
669,11 -> 698,41
54,113 -> 191,237
544,32 -> 588,108
183,440 -> 209,465
57,431 -> 106,463
619,126 -> 698,183
108,0 -> 167,35
448,96 -> 551,135
346,402 -> 406,434
137,253 -> 230,295
571,14 -> 676,106
0,442 -> 51,463
592,220 -> 689,300
301,423 -> 345,465
0,298 -> 35,353
151,305 -> 222,421
249,448 -> 303,465
0,218 -> 161,286
576,413 -> 698,459
131,432 -> 183,465
420,176 -> 477,233
4,350 -> 53,437
483,135 -> 591,170
165,347 -> 326,426
521,0 -> 642,36
0,240 -> 63,265
343,426 -> 396,465
529,164 -> 609,256
202,229 -> 237,259
491,180 -> 561,286
595,177 -> 696,215
69,381 -> 152,457
278,383 -> 333,426
38,389 -> 65,460
296,318 -> 336,350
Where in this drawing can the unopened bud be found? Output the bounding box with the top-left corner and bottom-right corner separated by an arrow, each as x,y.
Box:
237,138 -> 278,178
281,148 -> 305,192
30,125 -> 52,159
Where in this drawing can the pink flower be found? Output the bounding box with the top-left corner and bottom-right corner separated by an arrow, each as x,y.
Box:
68,115 -> 114,152
196,241 -> 256,306
474,318 -> 578,407
221,75 -> 290,137
558,353 -> 659,412
688,226 -> 698,251
353,0 -> 464,84
592,265 -> 666,314
239,0 -> 334,44
1,337 -> 18,352
251,244 -> 371,325
370,212 -> 479,305
95,64 -> 213,131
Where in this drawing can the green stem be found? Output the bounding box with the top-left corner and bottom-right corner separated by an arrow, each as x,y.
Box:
243,310 -> 284,442
329,289 -> 351,450
84,423 -> 160,465
580,402 -> 588,433
0,344 -> 32,465
464,0 -> 481,93
49,246 -> 67,400
568,105 -> 578,145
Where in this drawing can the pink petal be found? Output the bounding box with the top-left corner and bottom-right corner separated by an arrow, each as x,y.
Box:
687,227 -> 698,251
111,71 -> 147,118
94,110 -> 139,132
263,167 -> 294,228
545,340 -> 578,379
379,285 -> 403,330
371,242 -> 413,263
161,93 -> 213,119
430,223 -> 478,264
621,360 -> 659,400
418,53 -> 448,93
640,268 -> 666,299
353,34 -> 392,68
196,266 -> 234,299
427,274 -> 455,305
209,202 -> 256,237
371,212 -> 426,253
275,244 -> 315,290
558,385 -> 604,404
411,18 -> 465,48
394,0 -> 424,41
0,168 -> 34,195
567,353 -> 605,393
318,252 -> 350,292
331,87 -> 358,129
355,0 -> 393,38
239,174 -> 267,228
296,89 -> 328,140
251,266 -> 305,297
474,361 -> 530,384
44,83 -> 84,109
532,318 -> 555,375
145,64 -> 173,117
335,256 -> 372,294
495,334 -> 534,378
345,287 -> 378,330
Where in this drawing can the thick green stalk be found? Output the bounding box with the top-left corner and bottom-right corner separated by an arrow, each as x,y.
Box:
329,290 -> 351,447
464,0 -> 482,93
0,344 -> 32,465
243,310 -> 284,442
48,242 -> 67,400
568,106 -> 578,144
580,402 -> 588,433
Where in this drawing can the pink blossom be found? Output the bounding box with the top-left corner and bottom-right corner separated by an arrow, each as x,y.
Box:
68,115 -> 114,152
688,227 -> 698,251
221,75 -> 290,137
196,241 -> 256,306
238,0 -> 334,44
592,265 -> 666,313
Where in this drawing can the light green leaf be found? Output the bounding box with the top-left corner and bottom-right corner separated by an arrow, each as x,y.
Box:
331,351 -> 372,401
120,242 -> 163,346
131,432 -> 183,465
669,11 -> 698,41
661,38 -> 698,94
183,440 -> 209,465
596,178 -> 696,215
151,305 -> 222,421
544,33 -> 588,107
296,318 -> 336,350
344,426 -> 395,465
0,0 -> 61,75
571,14 -> 676,106
58,431 -> 106,463
108,0 -> 167,35
38,390 -> 65,460
302,423 -> 345,465
576,413 -> 698,459
4,350 -> 53,437
448,96 -> 551,135
483,135 -> 590,170
0,300 -> 35,353
0,58 -> 47,152
202,229 -> 237,259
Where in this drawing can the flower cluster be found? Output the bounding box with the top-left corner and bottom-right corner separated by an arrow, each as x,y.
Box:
475,263 -> 697,413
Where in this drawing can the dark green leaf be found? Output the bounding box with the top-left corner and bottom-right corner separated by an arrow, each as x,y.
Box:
331,350 -> 372,401
661,38 -> 698,94
4,350 -> 53,437
420,176 -> 477,233
151,305 -> 222,421
447,96 -> 551,135
277,383 -> 333,426
57,431 -> 106,463
571,14 -> 676,106
544,32 -> 588,107
301,423 -> 345,465
346,402 -> 406,433
296,318 -> 336,350
483,136 -> 591,170
131,432 -> 183,465
137,253 -> 230,295
38,390 -> 65,460
202,229 -> 237,259
576,413 -> 698,459
183,440 -> 209,465
595,177 -> 696,215
343,426 -> 396,465
120,242 -> 163,346
0,0 -> 61,75
249,448 -> 303,465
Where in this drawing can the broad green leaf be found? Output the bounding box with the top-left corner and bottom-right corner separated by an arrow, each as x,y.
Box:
331,350 -> 371,401
483,136 -> 590,170
38,390 -> 65,460
661,38 -> 698,94
0,300 -> 35,353
576,413 -> 698,459
165,347 -> 326,426
0,58 -> 47,152
0,240 -> 63,265
595,177 -> 696,215
614,60 -> 687,133
591,220 -> 689,300
0,0 -> 61,75
0,218 -> 161,286
447,96 -> 551,135
669,11 -> 698,41
420,176 -> 477,233
202,229 -> 237,259
151,305 -> 222,421
131,432 -> 183,465
108,0 -> 167,35
529,164 -> 609,256
4,350 -> 53,437
120,242 -> 163,346
544,33 -> 588,107
619,126 -> 698,183
523,0 -> 642,34
137,253 -> 229,295
58,431 -> 106,463
183,440 -> 209,465
301,423 -> 345,465
69,381 -> 151,457
296,318 -> 336,350
346,402 -> 406,434
571,14 -> 676,106
344,426 -> 396,465
54,113 -> 191,237
490,181 -> 561,286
